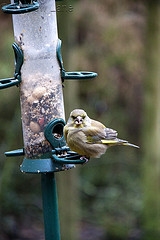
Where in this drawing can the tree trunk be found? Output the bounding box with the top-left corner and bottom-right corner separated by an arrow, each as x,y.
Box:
142,1 -> 160,239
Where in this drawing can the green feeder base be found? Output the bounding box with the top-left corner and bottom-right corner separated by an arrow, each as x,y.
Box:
20,158 -> 75,173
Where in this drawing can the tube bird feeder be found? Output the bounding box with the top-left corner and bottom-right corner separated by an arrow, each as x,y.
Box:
0,0 -> 98,239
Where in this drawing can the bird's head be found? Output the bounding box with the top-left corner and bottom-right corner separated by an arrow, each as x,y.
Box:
67,109 -> 91,128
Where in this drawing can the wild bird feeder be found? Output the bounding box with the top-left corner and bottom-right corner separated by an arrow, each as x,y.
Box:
0,0 -> 97,239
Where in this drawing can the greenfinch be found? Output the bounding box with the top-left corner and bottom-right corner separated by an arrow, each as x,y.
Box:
64,109 -> 139,160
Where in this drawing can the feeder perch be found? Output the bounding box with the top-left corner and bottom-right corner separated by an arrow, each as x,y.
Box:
57,39 -> 98,82
0,42 -> 23,89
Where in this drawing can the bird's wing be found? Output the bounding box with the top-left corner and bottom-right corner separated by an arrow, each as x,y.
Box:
83,120 -> 118,144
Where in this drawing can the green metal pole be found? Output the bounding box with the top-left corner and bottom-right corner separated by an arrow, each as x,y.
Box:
41,172 -> 61,240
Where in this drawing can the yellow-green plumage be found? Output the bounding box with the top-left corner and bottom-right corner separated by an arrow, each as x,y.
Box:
64,109 -> 139,159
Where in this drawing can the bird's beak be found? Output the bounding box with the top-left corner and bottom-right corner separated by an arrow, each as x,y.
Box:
74,116 -> 83,125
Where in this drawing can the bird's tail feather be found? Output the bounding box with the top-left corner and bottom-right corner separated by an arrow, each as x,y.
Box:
101,139 -> 139,148
122,142 -> 139,148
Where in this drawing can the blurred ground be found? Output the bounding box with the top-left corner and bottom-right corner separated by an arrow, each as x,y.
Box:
1,218 -> 143,240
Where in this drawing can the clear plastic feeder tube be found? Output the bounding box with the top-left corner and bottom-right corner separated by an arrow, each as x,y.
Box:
12,0 -> 65,158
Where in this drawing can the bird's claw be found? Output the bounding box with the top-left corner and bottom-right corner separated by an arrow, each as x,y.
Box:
80,156 -> 90,164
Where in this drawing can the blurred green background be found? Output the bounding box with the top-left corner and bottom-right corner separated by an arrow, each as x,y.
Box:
0,0 -> 159,239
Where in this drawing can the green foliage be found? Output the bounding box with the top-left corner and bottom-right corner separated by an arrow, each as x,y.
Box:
79,148 -> 142,238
